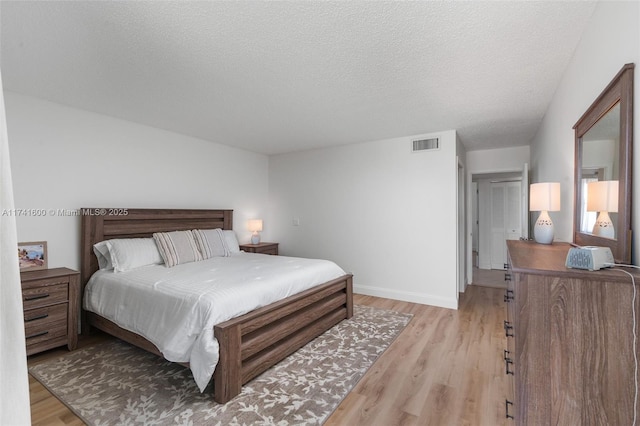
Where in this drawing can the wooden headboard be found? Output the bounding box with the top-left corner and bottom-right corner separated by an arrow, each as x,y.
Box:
80,208 -> 233,287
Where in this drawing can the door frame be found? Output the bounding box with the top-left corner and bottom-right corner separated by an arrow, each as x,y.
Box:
467,165 -> 529,283
457,158 -> 466,295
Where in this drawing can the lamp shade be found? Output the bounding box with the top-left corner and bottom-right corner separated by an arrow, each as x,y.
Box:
587,180 -> 618,212
530,182 -> 561,212
248,219 -> 263,232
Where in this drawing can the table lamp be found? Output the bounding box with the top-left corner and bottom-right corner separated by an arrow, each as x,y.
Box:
530,182 -> 561,244
248,219 -> 263,244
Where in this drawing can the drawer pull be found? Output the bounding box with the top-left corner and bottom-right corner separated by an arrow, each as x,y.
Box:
505,357 -> 514,375
503,263 -> 509,270
505,399 -> 514,420
504,320 -> 514,337
504,349 -> 510,360
504,273 -> 512,281
24,293 -> 50,301
25,313 -> 49,322
25,331 -> 49,340
504,290 -> 514,302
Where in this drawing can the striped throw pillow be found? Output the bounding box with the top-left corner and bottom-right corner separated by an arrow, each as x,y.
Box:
153,230 -> 203,268
192,228 -> 230,259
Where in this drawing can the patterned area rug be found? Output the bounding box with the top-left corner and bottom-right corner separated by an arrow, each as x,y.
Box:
30,305 -> 412,425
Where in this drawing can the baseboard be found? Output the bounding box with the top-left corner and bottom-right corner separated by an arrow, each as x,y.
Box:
353,284 -> 458,310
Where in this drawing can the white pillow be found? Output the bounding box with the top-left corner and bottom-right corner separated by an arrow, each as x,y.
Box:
99,238 -> 164,272
193,228 -> 230,259
153,230 -> 203,268
93,241 -> 113,270
223,230 -> 240,253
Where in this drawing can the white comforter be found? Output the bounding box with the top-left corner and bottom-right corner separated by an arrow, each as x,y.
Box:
83,252 -> 346,392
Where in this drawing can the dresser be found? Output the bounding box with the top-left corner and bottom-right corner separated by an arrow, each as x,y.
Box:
20,267 -> 80,356
505,240 -> 638,424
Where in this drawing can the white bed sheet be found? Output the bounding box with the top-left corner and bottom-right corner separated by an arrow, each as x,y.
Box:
83,252 -> 346,392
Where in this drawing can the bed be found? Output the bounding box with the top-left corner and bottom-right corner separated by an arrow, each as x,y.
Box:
80,208 -> 353,403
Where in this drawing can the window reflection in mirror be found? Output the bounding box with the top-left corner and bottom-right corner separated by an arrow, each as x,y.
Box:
579,103 -> 620,239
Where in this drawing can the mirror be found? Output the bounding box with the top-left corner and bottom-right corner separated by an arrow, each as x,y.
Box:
579,103 -> 620,238
574,63 -> 634,263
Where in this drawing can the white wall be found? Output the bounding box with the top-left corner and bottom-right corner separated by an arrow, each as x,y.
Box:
268,130 -> 459,309
530,1 -> 640,253
5,92 -> 270,270
466,146 -> 530,174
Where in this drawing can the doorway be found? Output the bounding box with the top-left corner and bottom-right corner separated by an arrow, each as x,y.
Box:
471,168 -> 528,288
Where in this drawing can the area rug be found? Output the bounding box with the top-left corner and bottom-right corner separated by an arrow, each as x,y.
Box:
30,305 -> 412,425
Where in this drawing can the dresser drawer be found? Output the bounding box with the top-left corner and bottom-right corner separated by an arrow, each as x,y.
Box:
24,303 -> 68,348
22,282 -> 68,309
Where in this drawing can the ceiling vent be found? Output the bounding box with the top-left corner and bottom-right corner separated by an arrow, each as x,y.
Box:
412,137 -> 440,152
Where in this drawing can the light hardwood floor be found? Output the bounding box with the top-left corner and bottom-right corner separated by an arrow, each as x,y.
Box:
28,285 -> 508,425
472,267 -> 508,289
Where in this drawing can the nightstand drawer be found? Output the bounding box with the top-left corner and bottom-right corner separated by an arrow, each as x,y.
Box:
22,282 -> 68,309
21,267 -> 79,355
259,247 -> 278,255
25,304 -> 68,347
239,242 -> 279,255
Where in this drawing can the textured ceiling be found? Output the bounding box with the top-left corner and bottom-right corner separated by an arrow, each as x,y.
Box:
1,1 -> 596,155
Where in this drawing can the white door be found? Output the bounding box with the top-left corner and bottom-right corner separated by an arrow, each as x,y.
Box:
472,182 -> 479,253
506,182 -> 522,240
490,181 -> 521,269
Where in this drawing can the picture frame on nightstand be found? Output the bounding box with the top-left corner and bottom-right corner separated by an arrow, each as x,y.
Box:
18,241 -> 48,271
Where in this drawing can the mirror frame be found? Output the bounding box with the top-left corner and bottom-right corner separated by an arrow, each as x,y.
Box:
573,63 -> 634,263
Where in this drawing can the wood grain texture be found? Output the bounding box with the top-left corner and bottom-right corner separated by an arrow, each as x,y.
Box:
28,333 -> 111,426
573,63 -> 634,263
80,208 -> 353,403
214,276 -> 353,402
325,287 -> 510,426
239,242 -> 279,255
29,287 -> 511,425
21,268 -> 80,355
507,239 -> 639,425
80,208 -> 234,287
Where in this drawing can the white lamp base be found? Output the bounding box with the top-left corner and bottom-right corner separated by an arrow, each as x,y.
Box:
251,232 -> 261,244
534,210 -> 554,244
592,211 -> 615,239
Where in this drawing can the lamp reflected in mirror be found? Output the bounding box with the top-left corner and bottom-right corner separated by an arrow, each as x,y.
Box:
586,180 -> 618,239
578,102 -> 620,238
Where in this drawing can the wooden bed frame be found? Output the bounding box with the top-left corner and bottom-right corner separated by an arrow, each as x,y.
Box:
80,208 -> 353,403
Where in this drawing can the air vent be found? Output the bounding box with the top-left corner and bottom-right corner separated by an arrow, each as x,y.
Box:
412,138 -> 440,152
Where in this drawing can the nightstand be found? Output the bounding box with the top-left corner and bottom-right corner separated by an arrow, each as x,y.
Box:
20,267 -> 80,356
239,242 -> 279,255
